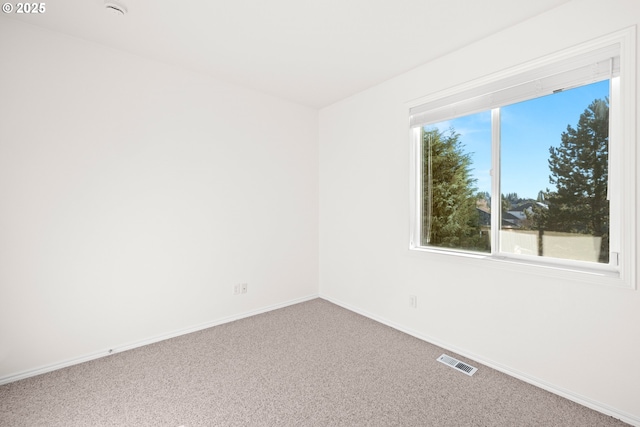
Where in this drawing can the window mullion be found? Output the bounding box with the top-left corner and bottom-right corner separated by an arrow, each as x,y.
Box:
490,108 -> 501,256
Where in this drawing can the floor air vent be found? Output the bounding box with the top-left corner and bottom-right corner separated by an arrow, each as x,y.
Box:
437,354 -> 478,376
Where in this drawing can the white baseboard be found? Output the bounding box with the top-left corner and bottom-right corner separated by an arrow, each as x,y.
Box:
0,293 -> 319,386
320,294 -> 640,427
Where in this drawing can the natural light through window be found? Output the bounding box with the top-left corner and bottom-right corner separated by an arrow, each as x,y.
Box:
500,81 -> 610,264
421,111 -> 491,253
409,29 -> 636,287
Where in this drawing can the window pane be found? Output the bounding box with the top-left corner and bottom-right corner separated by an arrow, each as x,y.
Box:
421,112 -> 491,252
499,80 -> 610,263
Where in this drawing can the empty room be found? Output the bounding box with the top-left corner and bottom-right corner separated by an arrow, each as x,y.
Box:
1,0 -> 639,425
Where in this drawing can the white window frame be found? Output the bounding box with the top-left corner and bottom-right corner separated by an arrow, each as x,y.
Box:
408,28 -> 636,289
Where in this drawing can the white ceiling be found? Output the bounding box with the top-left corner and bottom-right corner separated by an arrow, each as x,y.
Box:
6,0 -> 570,108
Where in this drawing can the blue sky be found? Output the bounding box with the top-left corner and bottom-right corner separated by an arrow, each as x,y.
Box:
426,80 -> 609,200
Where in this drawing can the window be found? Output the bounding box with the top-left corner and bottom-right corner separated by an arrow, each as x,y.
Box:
409,29 -> 636,288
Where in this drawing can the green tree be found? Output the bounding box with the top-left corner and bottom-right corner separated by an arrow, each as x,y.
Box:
476,191 -> 491,202
524,192 -> 550,256
422,128 -> 486,250
546,98 -> 609,261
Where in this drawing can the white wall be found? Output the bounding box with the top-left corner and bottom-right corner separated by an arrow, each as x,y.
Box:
0,19 -> 318,381
319,0 -> 640,423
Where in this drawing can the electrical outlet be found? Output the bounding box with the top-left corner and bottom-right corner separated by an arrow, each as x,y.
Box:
409,295 -> 417,308
234,283 -> 248,295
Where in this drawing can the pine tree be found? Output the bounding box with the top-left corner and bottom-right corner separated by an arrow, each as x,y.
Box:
546,98 -> 609,261
422,128 -> 486,250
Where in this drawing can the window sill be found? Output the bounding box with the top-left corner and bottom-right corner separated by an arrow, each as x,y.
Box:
408,245 -> 633,289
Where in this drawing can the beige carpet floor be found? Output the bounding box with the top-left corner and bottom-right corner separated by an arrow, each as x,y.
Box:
0,298 -> 629,426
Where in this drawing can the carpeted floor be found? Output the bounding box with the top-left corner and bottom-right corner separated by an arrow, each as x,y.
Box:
0,298 -> 630,426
